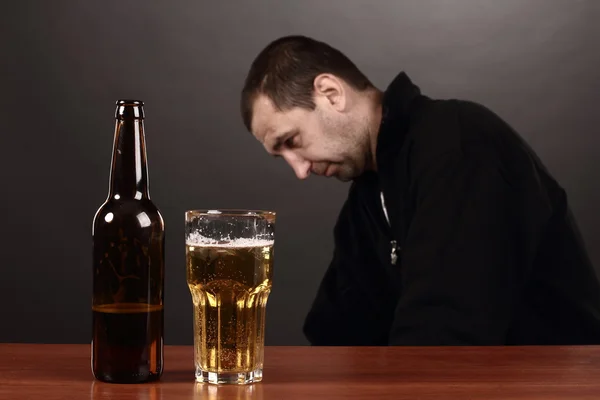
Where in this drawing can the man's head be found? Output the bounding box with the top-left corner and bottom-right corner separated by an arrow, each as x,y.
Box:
241,35 -> 381,181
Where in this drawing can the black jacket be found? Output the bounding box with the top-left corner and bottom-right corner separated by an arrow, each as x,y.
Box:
303,72 -> 600,346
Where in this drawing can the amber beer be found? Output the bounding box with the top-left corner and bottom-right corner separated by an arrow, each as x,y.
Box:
185,210 -> 275,384
92,100 -> 165,383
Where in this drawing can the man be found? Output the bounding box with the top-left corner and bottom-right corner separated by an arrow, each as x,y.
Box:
240,35 -> 600,345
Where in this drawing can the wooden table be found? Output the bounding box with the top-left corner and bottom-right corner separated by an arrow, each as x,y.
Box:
1,344 -> 600,399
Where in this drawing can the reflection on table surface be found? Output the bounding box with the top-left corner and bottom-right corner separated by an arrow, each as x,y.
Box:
89,380 -> 264,400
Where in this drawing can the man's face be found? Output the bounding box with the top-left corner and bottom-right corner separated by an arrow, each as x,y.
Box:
250,94 -> 368,182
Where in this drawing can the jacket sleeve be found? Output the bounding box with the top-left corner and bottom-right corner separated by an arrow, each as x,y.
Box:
303,186 -> 395,346
388,149 -> 549,345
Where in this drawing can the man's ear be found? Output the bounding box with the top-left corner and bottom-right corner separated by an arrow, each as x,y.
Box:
313,73 -> 346,112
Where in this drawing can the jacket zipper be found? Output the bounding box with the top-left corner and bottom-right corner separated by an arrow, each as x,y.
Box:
380,192 -> 398,265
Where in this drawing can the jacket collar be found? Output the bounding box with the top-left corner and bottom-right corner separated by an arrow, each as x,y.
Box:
375,72 -> 422,172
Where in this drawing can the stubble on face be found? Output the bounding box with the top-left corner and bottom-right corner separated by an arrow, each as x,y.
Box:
315,106 -> 371,182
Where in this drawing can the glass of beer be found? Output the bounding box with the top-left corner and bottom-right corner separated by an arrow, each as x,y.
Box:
185,209 -> 275,385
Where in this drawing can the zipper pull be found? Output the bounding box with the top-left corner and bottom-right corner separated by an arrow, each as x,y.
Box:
390,240 -> 398,265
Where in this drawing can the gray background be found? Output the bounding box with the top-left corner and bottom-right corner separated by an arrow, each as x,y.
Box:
1,0 -> 598,345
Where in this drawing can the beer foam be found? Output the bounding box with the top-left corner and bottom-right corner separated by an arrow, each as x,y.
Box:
186,232 -> 274,248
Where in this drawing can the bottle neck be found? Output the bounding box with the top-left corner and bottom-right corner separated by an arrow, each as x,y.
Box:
108,118 -> 149,200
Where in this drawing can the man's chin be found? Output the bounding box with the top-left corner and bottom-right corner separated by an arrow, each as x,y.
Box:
333,169 -> 360,182
319,164 -> 362,182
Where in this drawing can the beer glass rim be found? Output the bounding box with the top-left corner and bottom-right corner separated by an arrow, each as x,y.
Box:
185,209 -> 276,218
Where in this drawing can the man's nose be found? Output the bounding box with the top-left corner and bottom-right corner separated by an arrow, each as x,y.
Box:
283,152 -> 311,180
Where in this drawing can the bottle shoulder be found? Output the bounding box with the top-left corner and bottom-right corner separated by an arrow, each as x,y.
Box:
93,198 -> 164,234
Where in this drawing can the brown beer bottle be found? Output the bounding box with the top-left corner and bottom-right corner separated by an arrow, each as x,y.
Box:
91,100 -> 165,383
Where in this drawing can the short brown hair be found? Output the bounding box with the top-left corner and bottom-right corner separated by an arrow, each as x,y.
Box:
240,35 -> 374,132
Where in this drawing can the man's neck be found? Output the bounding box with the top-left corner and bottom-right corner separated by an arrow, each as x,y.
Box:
366,89 -> 384,171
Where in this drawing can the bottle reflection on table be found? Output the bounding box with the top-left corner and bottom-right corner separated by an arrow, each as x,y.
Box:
90,380 -> 162,400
